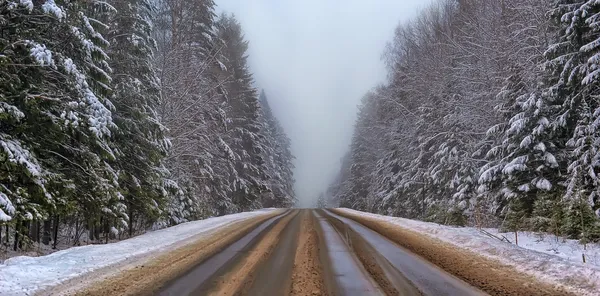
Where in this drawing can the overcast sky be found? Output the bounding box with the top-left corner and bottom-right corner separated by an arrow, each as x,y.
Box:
215,0 -> 432,207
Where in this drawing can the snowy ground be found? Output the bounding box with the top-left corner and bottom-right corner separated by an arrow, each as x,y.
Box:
483,227 -> 600,267
0,209 -> 278,296
338,208 -> 600,295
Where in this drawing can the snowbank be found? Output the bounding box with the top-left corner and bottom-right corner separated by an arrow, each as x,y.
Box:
338,208 -> 600,295
0,209 -> 277,295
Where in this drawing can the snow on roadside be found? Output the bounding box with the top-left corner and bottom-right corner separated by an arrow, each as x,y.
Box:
338,208 -> 600,295
483,227 -> 600,267
0,209 -> 278,296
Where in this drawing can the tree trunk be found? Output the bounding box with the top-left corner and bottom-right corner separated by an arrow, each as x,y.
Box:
73,218 -> 80,246
13,226 -> 19,251
52,215 -> 59,249
22,220 -> 30,249
30,219 -> 39,243
421,181 -> 426,219
37,220 -> 41,243
13,220 -> 23,251
88,219 -> 94,243
95,217 -> 102,241
104,219 -> 109,244
128,208 -> 134,238
42,219 -> 52,246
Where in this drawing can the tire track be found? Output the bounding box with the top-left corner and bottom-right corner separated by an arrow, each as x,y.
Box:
320,210 -> 422,296
331,209 -> 575,296
324,210 -> 484,296
159,210 -> 292,295
313,210 -> 382,295
204,210 -> 299,296
245,210 -> 302,295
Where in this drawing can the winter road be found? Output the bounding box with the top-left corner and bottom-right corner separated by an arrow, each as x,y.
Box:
71,209 -> 574,296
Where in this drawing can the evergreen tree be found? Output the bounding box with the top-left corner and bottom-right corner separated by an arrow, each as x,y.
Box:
0,0 -> 296,252
103,0 -> 171,235
328,0 -> 600,239
338,92 -> 381,211
258,90 -> 296,208
547,0 -> 600,239
216,14 -> 269,211
0,0 -> 120,243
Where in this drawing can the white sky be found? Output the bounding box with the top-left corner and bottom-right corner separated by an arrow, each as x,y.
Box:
215,0 -> 432,207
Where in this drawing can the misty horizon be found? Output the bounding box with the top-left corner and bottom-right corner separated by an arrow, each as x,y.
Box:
216,0 -> 433,206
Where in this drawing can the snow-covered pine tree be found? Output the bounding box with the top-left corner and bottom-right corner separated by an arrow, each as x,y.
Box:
256,90 -> 279,208
216,14 -> 269,212
338,91 -> 386,212
476,0 -> 555,228
101,0 -> 171,236
258,90 -> 296,208
476,0 -> 600,240
272,121 -> 296,206
274,125 -> 296,206
0,0 -> 121,246
478,84 -> 565,230
546,0 -> 600,240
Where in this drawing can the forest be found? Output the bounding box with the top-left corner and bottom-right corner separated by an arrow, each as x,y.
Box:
0,0 -> 295,251
329,0 -> 600,243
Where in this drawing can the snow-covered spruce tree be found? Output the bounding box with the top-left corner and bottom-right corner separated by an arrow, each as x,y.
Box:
101,0 -> 171,236
258,90 -> 296,208
338,92 -> 383,211
478,0 -> 600,240
418,0 -> 552,226
369,85 -> 421,217
0,0 -> 122,246
546,0 -> 600,241
271,119 -> 296,206
475,0 -> 555,228
530,193 -> 563,234
256,90 -> 281,208
478,70 -> 538,225
374,1 -> 474,223
476,77 -> 566,231
216,14 -> 269,212
338,134 -> 370,211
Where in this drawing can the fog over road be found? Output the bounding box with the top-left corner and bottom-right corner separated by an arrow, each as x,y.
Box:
215,0 -> 435,206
